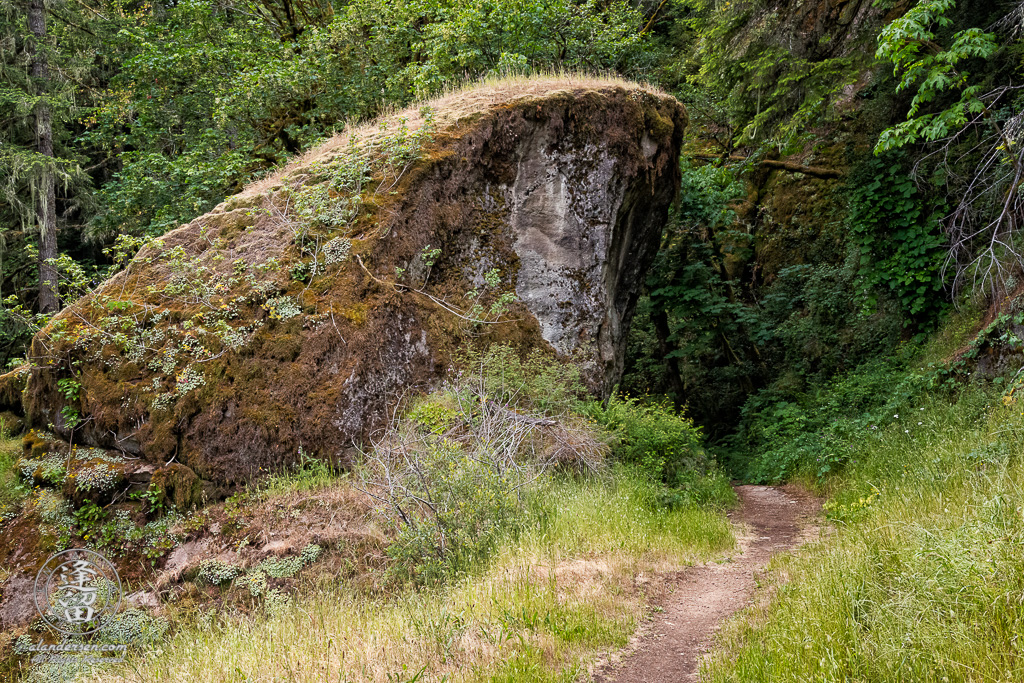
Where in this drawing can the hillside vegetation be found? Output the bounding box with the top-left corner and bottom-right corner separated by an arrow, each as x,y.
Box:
705,316 -> 1024,682
2,0 -> 1024,681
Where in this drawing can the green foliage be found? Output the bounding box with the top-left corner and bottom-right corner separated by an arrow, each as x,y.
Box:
848,155 -> 948,325
367,348 -> 603,584
73,499 -> 106,530
456,343 -> 587,415
623,161 -> 764,422
99,609 -> 170,647
250,544 -> 323,579
81,0 -> 653,241
55,377 -> 81,401
0,0 -> 657,368
532,466 -> 736,556
667,0 -> 868,151
131,483 -> 167,516
874,0 -> 999,153
624,160 -> 908,441
198,559 -> 241,586
370,344 -> 732,585
407,399 -> 459,435
736,346 -> 948,483
71,500 -> 183,562
0,438 -> 27,520
257,447 -> 341,496
384,439 -> 528,585
581,396 -> 705,488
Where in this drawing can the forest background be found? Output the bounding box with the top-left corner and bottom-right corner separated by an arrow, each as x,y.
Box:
2,0 -> 1022,477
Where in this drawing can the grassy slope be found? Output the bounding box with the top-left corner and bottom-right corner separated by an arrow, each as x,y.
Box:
704,323 -> 1024,681
90,473 -> 733,682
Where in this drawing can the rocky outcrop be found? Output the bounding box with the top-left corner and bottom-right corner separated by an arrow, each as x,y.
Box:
23,78 -> 686,485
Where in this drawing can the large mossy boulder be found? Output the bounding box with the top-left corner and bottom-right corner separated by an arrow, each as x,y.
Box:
24,78 -> 686,485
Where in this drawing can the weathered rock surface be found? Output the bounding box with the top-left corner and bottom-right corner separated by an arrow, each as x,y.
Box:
24,78 -> 685,485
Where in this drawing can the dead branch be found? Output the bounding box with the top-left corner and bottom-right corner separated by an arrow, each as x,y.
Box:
693,154 -> 843,179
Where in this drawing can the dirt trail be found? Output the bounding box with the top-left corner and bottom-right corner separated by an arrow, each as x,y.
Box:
594,485 -> 821,683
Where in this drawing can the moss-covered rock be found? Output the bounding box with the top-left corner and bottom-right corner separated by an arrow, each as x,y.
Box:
0,366 -> 28,415
23,79 -> 686,486
151,464 -> 204,511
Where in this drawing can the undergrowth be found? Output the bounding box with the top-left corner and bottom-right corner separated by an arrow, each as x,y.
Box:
0,436 -> 27,522
361,344 -> 733,585
67,344 -> 736,682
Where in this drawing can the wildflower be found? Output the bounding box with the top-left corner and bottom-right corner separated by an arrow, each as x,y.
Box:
918,421 -> 922,425
894,414 -> 899,418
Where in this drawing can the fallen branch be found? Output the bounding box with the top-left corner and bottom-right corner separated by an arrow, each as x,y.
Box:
354,254 -> 518,325
694,154 -> 844,179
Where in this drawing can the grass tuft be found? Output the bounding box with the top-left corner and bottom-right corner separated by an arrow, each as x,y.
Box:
0,435 -> 27,521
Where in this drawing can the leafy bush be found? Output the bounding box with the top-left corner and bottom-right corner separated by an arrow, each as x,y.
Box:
455,343 -> 587,415
251,544 -> 322,579
374,438 -> 528,585
581,395 -> 732,507
361,347 -> 606,584
582,395 -> 702,481
99,608 -> 170,647
362,401 -> 605,584
737,351 -> 945,483
848,154 -> 948,327
197,559 -> 241,586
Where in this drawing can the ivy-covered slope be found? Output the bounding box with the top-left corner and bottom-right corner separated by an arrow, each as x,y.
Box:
22,78 -> 686,487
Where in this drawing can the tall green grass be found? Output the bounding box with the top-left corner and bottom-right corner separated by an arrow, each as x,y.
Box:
705,386 -> 1024,682
528,469 -> 735,558
0,436 -> 26,520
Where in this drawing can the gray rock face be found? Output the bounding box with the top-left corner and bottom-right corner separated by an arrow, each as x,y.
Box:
25,81 -> 685,484
507,127 -> 671,392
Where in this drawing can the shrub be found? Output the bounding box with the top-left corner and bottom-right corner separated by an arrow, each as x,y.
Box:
582,395 -> 705,484
374,438 -> 526,585
361,350 -> 606,584
848,154 -> 948,327
198,559 -> 240,585
99,608 -> 170,646
455,344 -> 587,415
737,352 -> 943,483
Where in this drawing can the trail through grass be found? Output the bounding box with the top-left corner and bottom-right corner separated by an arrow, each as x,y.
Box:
705,387 -> 1024,682
86,471 -> 733,683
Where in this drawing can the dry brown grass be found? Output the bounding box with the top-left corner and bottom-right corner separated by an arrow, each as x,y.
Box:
240,72 -> 668,199
153,477 -> 387,594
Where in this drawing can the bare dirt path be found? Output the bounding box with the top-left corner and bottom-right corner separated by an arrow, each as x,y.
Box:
593,485 -> 821,683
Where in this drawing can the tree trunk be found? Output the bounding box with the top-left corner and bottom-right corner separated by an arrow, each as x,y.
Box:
28,0 -> 59,314
651,309 -> 687,407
